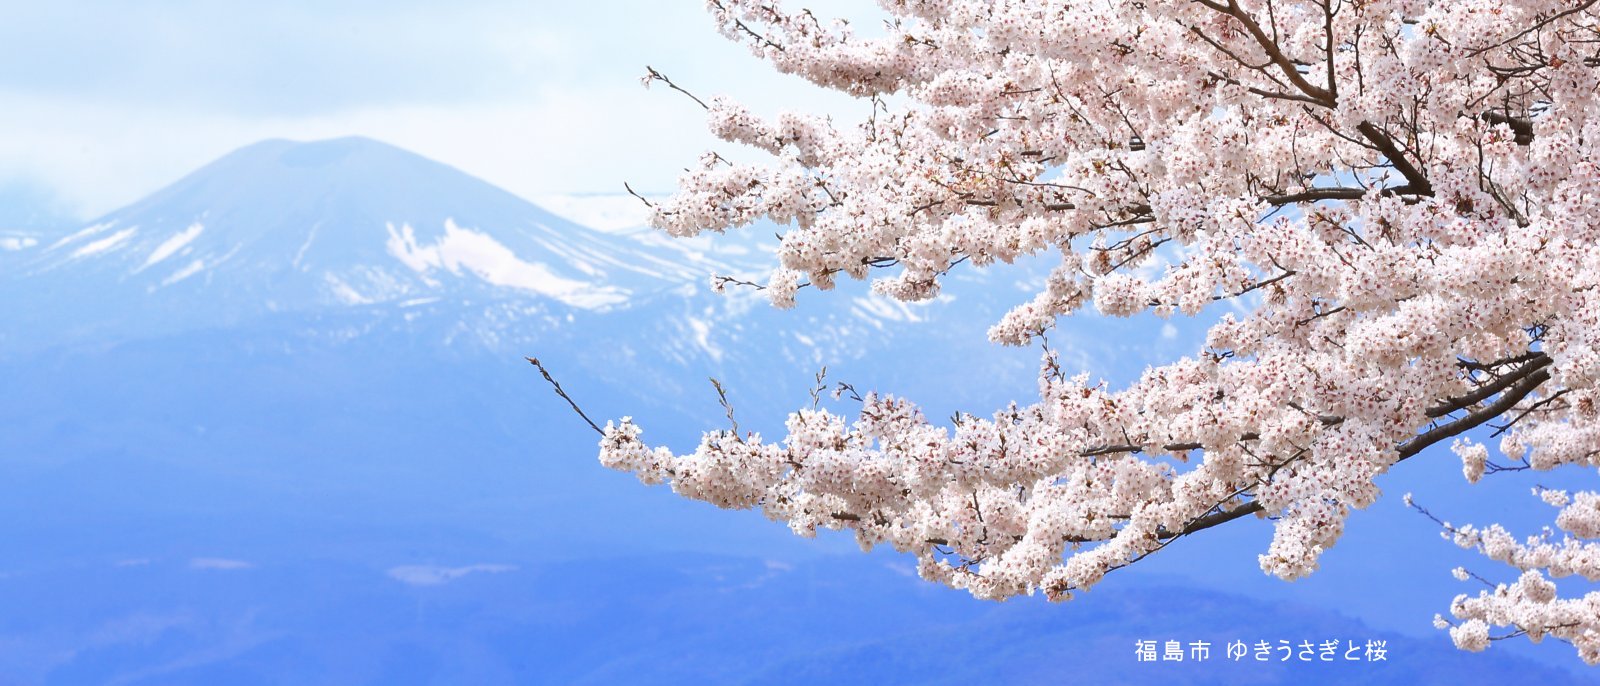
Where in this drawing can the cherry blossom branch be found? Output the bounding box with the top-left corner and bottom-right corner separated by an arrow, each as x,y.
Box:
1428,354 -> 1553,419
542,349 -> 1555,548
608,0 -> 1600,660
1462,0 -> 1599,58
1406,364 -> 1554,453
1192,0 -> 1336,106
1127,354 -> 1555,539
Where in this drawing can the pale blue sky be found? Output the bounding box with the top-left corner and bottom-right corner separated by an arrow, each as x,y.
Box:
0,1 -> 868,220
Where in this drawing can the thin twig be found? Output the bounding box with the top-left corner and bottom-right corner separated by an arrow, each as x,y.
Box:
623,182 -> 655,208
643,65 -> 710,110
711,377 -> 743,439
527,357 -> 604,436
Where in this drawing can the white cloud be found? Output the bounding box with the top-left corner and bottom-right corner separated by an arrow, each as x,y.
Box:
0,3 -> 879,220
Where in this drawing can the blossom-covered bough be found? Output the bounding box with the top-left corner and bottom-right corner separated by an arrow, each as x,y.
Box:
581,0 -> 1600,662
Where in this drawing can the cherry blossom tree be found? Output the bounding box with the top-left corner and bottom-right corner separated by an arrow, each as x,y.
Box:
591,0 -> 1600,663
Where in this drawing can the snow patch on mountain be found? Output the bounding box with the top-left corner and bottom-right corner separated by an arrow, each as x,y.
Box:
69,226 -> 136,259
141,223 -> 204,270
0,235 -> 36,251
292,222 -> 322,270
325,273 -> 375,305
385,220 -> 627,309
49,222 -> 116,250
160,259 -> 207,287
687,316 -> 722,362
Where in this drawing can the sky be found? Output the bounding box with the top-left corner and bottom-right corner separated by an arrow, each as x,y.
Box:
0,1 -> 875,222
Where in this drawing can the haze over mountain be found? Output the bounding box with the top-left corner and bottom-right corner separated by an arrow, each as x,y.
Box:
0,138 -> 1590,684
0,177 -> 72,232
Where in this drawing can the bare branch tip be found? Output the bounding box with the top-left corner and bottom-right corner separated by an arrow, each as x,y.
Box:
527,355 -> 605,436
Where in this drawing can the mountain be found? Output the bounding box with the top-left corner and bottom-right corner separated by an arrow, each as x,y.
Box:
24,137 -> 706,304
1,137 -> 767,351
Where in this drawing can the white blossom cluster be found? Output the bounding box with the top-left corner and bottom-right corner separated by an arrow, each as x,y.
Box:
1432,488 -> 1600,662
608,0 -> 1600,661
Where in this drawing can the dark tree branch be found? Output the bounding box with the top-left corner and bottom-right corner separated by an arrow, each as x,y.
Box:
1193,0 -> 1337,106
1356,121 -> 1434,196
1481,111 -> 1536,145
1167,355 -> 1554,537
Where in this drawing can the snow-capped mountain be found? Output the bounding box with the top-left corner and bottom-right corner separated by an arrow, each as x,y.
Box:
18,137 -> 764,308
0,137 -> 782,351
